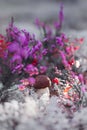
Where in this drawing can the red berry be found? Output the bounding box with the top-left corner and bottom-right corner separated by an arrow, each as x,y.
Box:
68,58 -> 75,66
32,59 -> 38,66
52,77 -> 59,85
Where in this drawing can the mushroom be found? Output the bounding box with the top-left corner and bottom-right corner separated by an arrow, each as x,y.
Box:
34,75 -> 51,98
34,75 -> 51,89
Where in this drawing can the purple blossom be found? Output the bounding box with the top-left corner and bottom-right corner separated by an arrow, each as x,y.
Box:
12,64 -> 24,74
28,77 -> 36,86
33,67 -> 39,75
59,50 -> 70,68
81,85 -> 86,93
37,40 -> 42,48
61,33 -> 67,40
11,54 -> 22,65
24,64 -> 39,76
51,45 -> 56,49
8,42 -> 20,54
42,49 -> 48,55
40,66 -> 47,74
65,47 -> 71,54
56,37 -> 64,46
22,29 -> 31,41
35,18 -> 45,28
78,74 -> 84,84
43,38 -> 48,42
20,47 -> 30,59
32,41 -> 42,54
18,30 -> 30,46
54,21 -> 60,30
6,25 -> 20,40
59,50 -> 66,60
59,4 -> 64,25
45,25 -> 52,38
18,33 -> 27,46
54,4 -> 64,29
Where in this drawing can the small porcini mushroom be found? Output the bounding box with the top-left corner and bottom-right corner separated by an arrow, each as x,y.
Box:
34,75 -> 51,89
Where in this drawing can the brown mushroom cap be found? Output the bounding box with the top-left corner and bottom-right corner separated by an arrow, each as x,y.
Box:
34,75 -> 51,89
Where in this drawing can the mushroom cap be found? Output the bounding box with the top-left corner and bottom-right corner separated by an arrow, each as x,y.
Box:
34,75 -> 51,89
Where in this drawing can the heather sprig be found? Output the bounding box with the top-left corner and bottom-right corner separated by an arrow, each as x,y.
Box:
0,5 -> 86,110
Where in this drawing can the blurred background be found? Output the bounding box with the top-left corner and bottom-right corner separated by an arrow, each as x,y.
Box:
0,0 -> 87,35
0,0 -> 87,70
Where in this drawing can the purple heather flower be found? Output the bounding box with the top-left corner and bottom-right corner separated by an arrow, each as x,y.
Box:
40,66 -> 47,74
33,45 -> 39,52
59,50 -> 65,60
8,42 -> 20,54
45,25 -> 52,38
22,29 -> 31,41
11,26 -> 20,34
59,4 -> 64,25
35,18 -> 45,28
37,40 -> 42,48
18,30 -> 30,46
6,25 -> 20,40
52,44 -> 55,48
33,67 -> 39,75
65,47 -> 71,54
11,54 -> 22,65
12,64 -> 24,74
31,41 -> 42,55
54,4 -> 64,29
28,77 -> 36,86
20,47 -> 30,59
42,49 -> 48,55
54,21 -> 60,30
43,38 -> 48,42
81,85 -> 86,93
59,50 -> 70,68
61,33 -> 67,40
78,74 -> 84,84
56,37 -> 64,46
18,33 -> 27,46
24,64 -> 39,76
